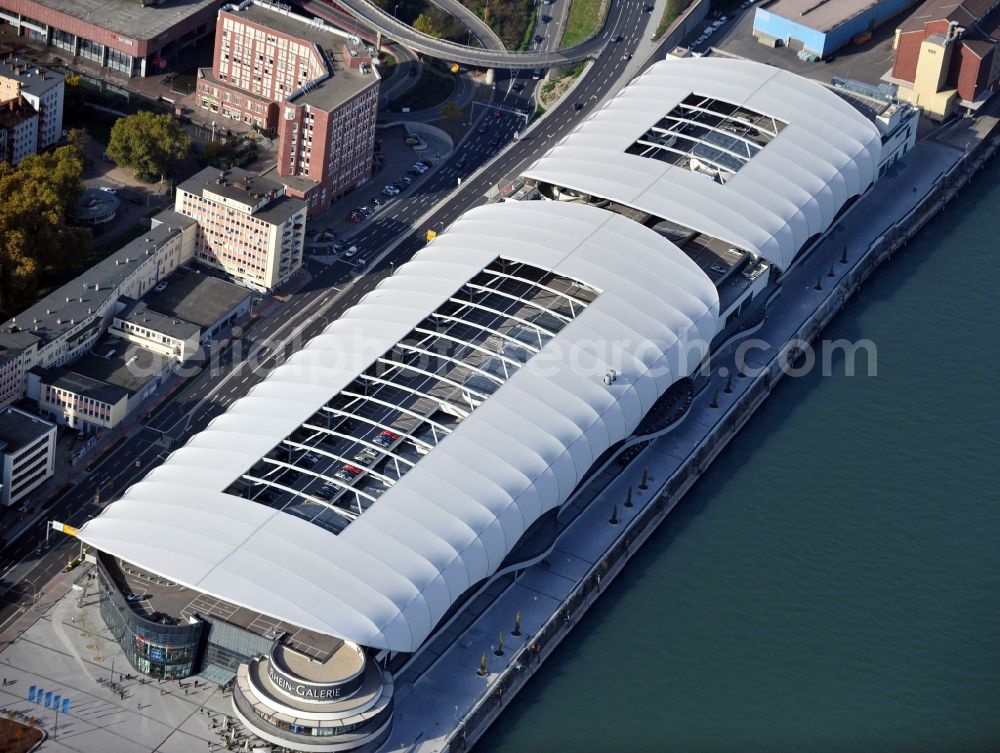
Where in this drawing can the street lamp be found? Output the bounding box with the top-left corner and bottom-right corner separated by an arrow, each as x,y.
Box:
393,2 -> 399,17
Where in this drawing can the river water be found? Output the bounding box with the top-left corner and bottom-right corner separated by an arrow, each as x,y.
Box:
475,164 -> 1000,752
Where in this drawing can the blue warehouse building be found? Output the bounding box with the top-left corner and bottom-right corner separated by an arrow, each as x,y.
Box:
753,0 -> 920,59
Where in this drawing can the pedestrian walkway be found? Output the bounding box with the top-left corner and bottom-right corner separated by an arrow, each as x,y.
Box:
0,571 -> 263,752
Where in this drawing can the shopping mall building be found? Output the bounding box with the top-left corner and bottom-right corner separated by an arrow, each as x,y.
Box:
73,58 -> 911,752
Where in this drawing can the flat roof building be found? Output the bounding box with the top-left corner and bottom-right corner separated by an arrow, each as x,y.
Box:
0,210 -> 196,407
175,165 -> 307,292
0,0 -> 226,77
34,340 -> 168,433
0,405 -> 55,507
198,1 -> 380,213
138,267 -> 252,344
753,0 -> 921,58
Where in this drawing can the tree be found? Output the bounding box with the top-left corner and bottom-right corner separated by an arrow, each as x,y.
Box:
106,111 -> 191,182
413,13 -> 441,38
65,127 -> 92,165
0,146 -> 88,318
63,73 -> 85,116
440,100 -> 462,121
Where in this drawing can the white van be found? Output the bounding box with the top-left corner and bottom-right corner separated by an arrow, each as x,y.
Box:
345,245 -> 358,258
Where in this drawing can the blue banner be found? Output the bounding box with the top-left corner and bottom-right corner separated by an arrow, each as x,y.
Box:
62,697 -> 71,714
44,691 -> 52,708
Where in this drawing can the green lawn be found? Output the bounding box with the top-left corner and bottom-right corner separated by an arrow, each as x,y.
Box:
653,0 -> 693,40
561,0 -> 608,48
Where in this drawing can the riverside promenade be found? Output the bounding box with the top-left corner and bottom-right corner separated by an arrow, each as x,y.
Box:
379,107 -> 1000,753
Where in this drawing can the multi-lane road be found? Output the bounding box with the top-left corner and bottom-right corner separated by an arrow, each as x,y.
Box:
0,0 -> 662,636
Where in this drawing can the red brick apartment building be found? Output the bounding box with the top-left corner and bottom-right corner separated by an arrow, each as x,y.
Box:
198,0 -> 380,213
892,0 -> 1000,118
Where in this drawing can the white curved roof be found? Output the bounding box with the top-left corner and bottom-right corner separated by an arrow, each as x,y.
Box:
77,201 -> 719,653
522,57 -> 883,270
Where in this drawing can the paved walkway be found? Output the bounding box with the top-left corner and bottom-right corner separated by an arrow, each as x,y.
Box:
0,572 -> 257,752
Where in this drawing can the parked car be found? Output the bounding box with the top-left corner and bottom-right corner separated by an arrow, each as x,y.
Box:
126,592 -> 145,602
401,175 -> 413,186
99,186 -> 117,194
334,465 -> 363,482
354,447 -> 378,466
373,430 -> 398,448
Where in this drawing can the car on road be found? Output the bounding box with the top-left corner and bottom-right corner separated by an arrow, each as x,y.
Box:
622,53 -> 633,60
573,102 -> 584,111
534,34 -> 544,43
643,3 -> 654,10
511,82 -> 524,92
344,245 -> 359,258
373,430 -> 398,448
456,155 -> 468,168
541,14 -> 551,22
532,68 -> 544,79
489,134 -> 503,148
612,34 -> 624,42
477,122 -> 489,134
334,464 -> 363,482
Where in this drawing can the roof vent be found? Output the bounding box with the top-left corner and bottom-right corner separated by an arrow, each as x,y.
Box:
603,369 -> 618,386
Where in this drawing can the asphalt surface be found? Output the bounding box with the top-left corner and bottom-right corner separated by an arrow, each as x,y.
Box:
0,0 -> 661,637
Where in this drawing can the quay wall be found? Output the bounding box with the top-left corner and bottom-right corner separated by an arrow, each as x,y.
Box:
439,125 -> 1000,753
